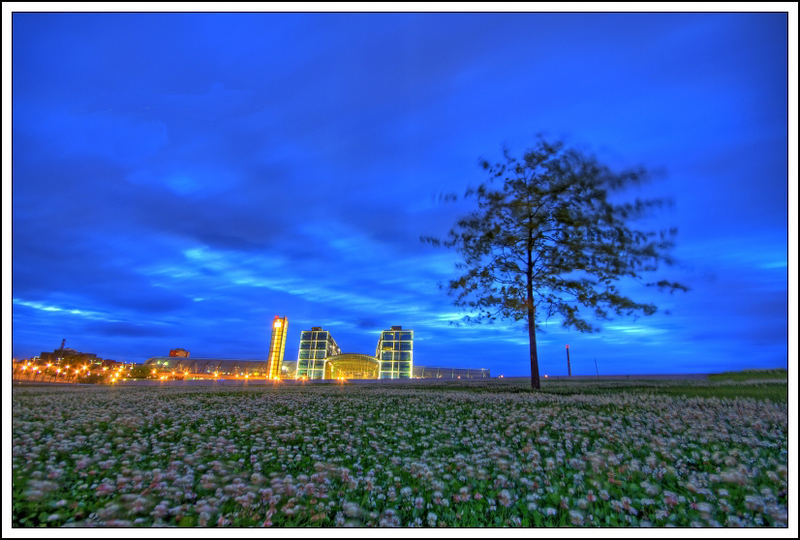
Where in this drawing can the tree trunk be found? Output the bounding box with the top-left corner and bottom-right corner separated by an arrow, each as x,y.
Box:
527,225 -> 540,390
527,292 -> 540,390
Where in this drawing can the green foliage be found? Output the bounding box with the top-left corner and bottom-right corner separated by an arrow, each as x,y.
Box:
74,373 -> 106,384
382,378 -> 787,403
539,380 -> 787,403
425,136 -> 686,329
646,384 -> 787,403
707,368 -> 787,382
128,364 -> 153,379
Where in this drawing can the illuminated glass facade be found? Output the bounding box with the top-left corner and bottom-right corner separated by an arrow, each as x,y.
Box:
295,327 -> 341,379
324,354 -> 380,379
375,325 -> 413,379
266,315 -> 288,379
295,325 -> 413,379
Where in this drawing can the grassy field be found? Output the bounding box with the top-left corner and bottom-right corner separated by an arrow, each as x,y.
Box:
12,374 -> 788,528
542,378 -> 788,403
390,375 -> 788,403
707,369 -> 788,383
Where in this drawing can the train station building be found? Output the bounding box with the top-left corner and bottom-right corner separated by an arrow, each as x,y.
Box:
146,318 -> 489,381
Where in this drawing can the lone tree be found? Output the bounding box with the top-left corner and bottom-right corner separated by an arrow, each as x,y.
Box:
422,137 -> 687,389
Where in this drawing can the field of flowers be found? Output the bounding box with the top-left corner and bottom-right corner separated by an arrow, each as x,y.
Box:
12,380 -> 788,527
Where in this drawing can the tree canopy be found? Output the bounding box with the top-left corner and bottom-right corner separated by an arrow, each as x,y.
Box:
422,137 -> 688,389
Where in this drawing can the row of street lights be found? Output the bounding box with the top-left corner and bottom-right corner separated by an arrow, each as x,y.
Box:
12,361 -> 132,384
13,361 -> 293,384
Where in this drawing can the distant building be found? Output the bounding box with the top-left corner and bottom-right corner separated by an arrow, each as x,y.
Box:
145,357 -> 267,377
295,325 -> 413,380
295,327 -> 341,379
413,366 -> 490,379
39,348 -> 100,366
375,326 -> 413,379
324,353 -> 380,379
145,320 -> 486,381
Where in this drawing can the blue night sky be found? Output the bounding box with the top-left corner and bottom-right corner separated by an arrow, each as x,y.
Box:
11,12 -> 788,376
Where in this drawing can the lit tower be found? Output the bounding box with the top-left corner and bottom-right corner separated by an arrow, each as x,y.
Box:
267,315 -> 288,379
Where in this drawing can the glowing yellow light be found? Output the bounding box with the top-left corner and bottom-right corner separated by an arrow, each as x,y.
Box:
46,363 -> 52,368
21,365 -> 27,371
273,320 -> 282,329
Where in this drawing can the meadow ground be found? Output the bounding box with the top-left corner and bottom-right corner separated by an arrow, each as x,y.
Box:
11,372 -> 788,527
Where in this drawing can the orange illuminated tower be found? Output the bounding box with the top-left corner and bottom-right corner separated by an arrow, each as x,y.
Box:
267,315 -> 288,379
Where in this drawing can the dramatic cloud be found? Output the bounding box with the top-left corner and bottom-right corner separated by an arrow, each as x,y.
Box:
12,12 -> 788,375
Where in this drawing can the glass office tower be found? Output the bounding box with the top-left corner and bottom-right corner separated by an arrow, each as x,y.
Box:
295,327 -> 341,379
376,325 -> 413,379
266,315 -> 288,379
